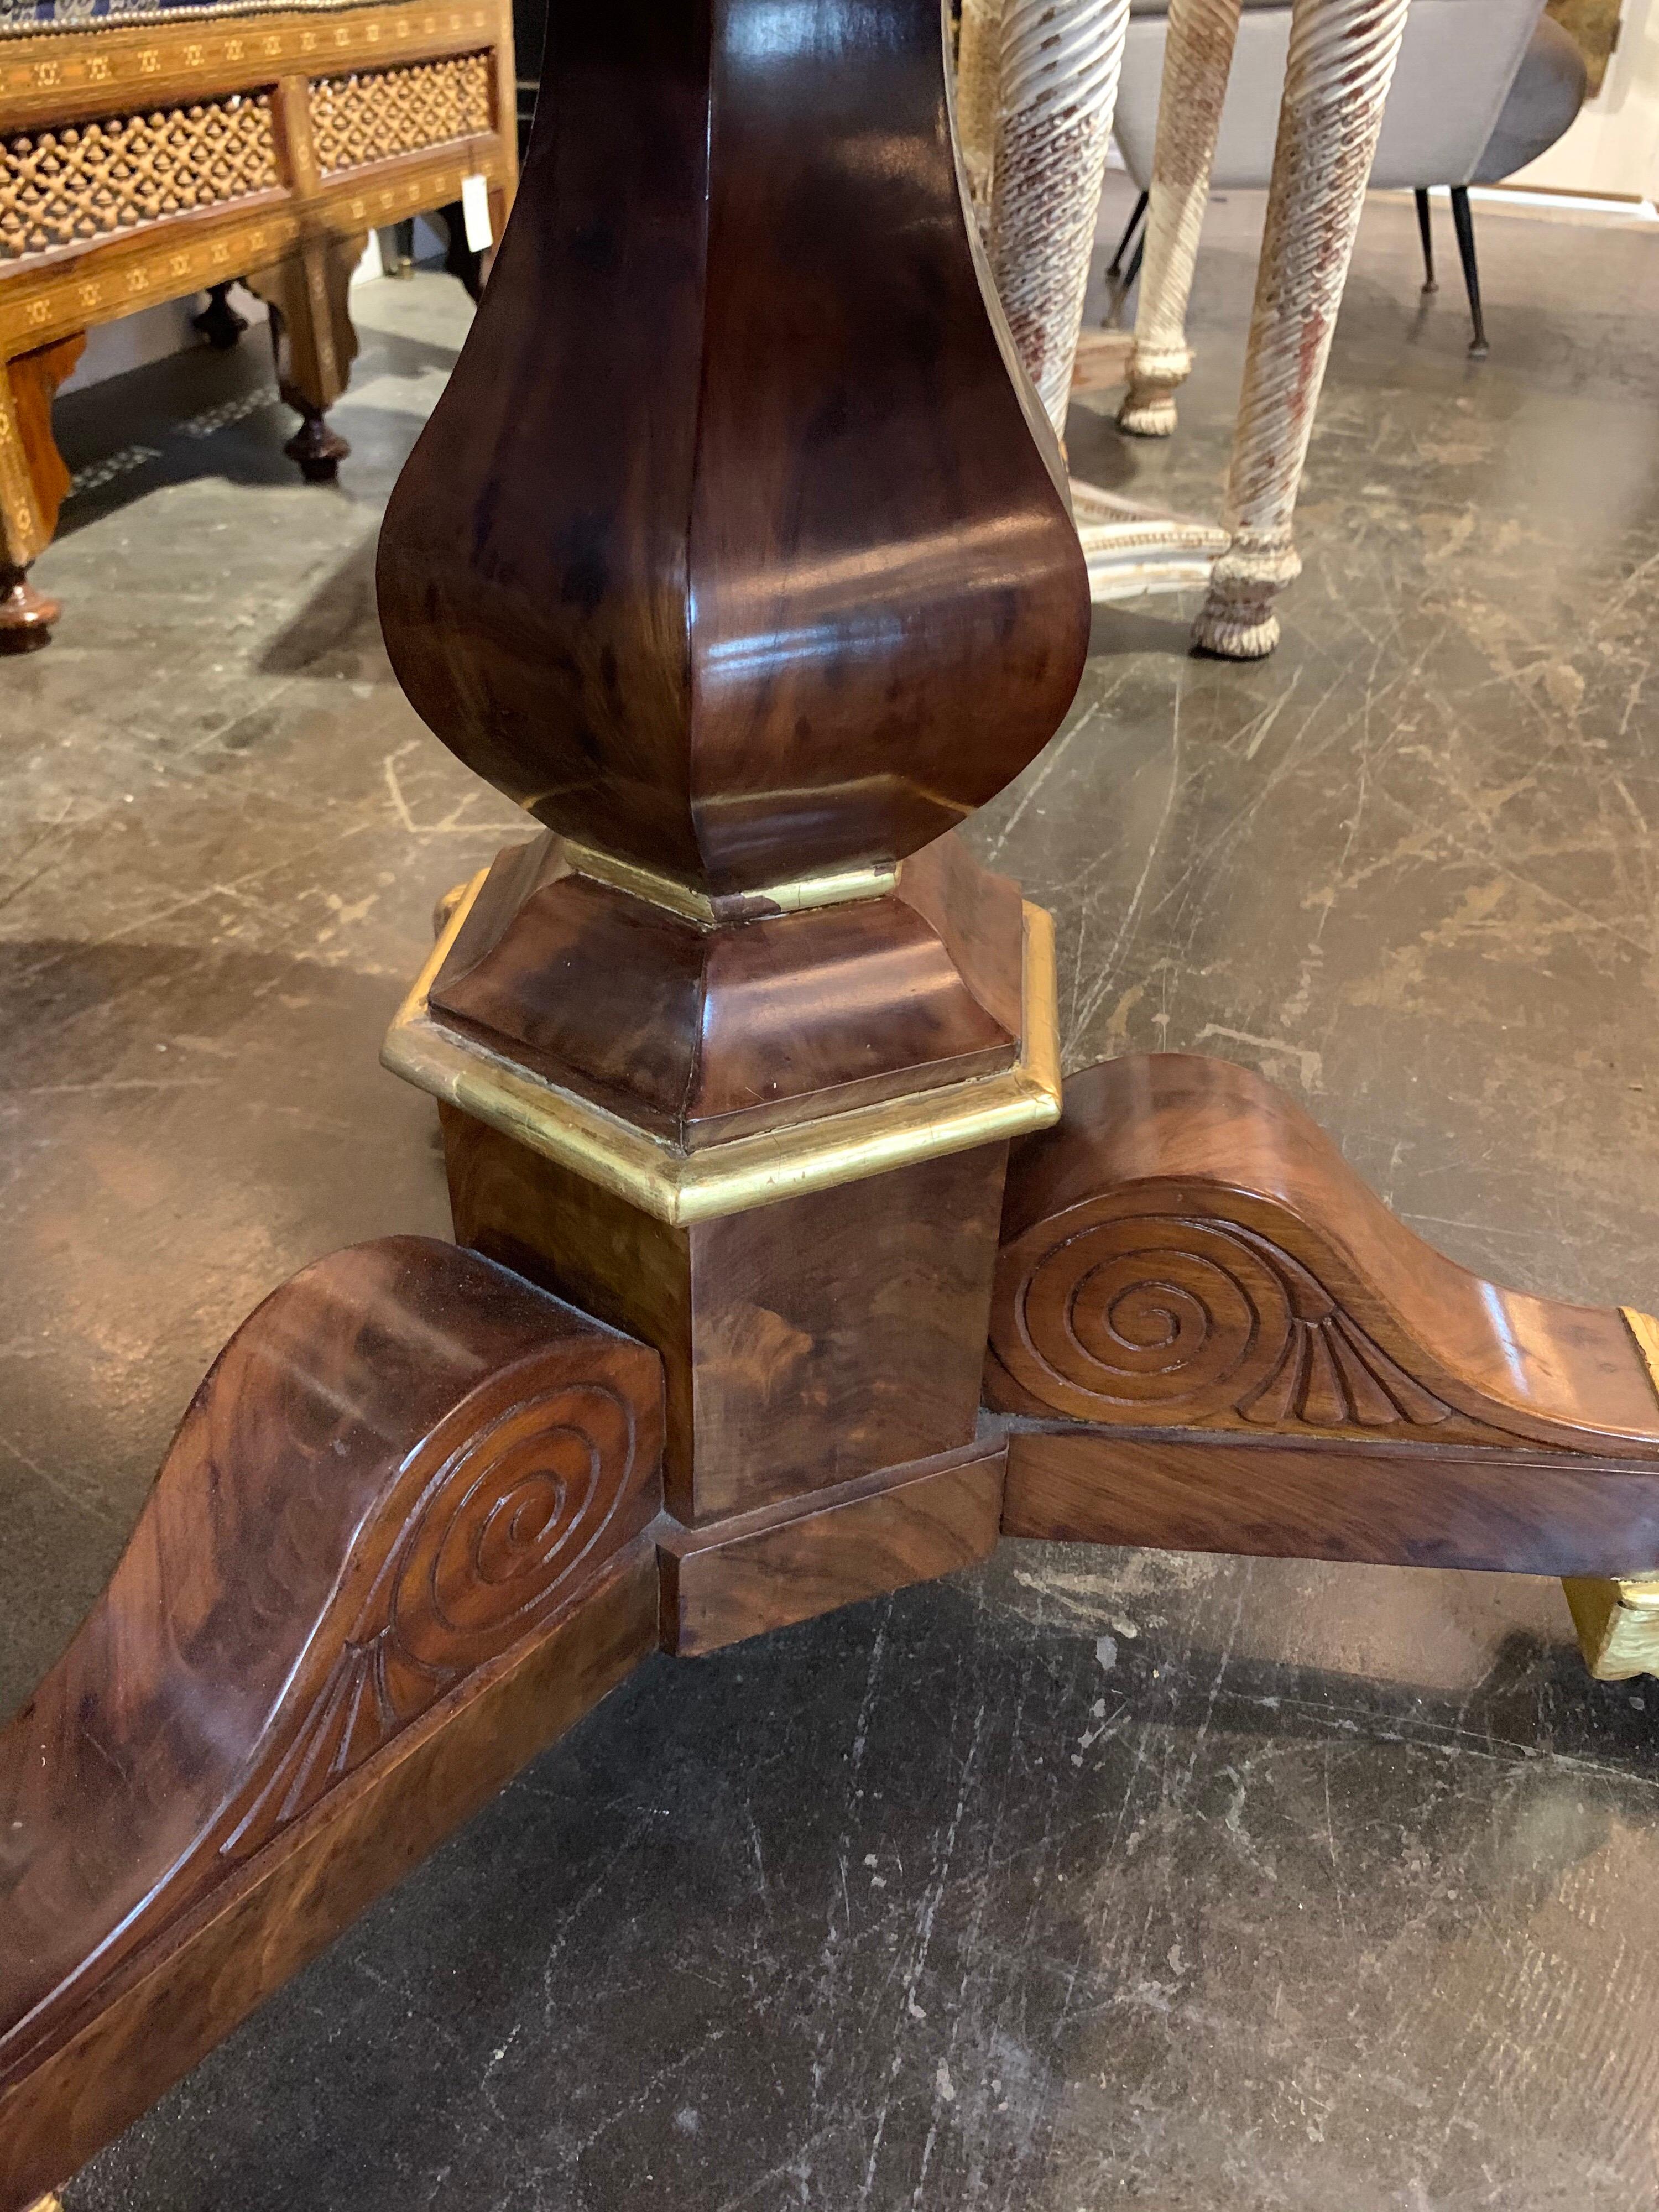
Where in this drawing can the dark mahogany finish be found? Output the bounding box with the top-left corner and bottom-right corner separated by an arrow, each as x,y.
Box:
445,1107 -> 1010,1521
377,0 -> 1087,896
988,1054 -> 1659,1575
0,1239 -> 663,2212
660,1436 -> 1007,1655
8,0 -> 1657,2198
989,1053 -> 1659,1453
1003,1427 -> 1659,1575
430,827 -> 1026,1145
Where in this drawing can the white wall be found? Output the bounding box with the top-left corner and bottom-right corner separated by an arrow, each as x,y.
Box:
59,289 -> 265,398
1512,0 -> 1659,200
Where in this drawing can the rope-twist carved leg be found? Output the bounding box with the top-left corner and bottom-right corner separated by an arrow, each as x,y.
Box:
1193,0 -> 1410,658
988,0 -> 1131,437
1117,0 -> 1243,437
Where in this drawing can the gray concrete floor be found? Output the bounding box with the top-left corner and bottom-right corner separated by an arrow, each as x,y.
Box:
3,182 -> 1658,2209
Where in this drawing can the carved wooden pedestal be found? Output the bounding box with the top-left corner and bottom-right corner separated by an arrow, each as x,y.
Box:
1,4 -> 1652,2204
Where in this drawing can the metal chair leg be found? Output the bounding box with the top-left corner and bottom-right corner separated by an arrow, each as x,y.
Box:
1449,184 -> 1488,358
1414,187 -> 1436,292
1107,187 -> 1149,279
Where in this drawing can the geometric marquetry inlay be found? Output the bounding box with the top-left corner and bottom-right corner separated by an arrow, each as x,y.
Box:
1,93 -> 279,264
309,51 -> 490,176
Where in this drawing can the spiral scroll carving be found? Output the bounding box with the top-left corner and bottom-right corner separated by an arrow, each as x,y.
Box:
990,1208 -> 1458,1431
216,1380 -> 639,1860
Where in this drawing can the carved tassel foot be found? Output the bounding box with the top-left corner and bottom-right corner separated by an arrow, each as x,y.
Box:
1115,345 -> 1189,437
1189,536 -> 1300,658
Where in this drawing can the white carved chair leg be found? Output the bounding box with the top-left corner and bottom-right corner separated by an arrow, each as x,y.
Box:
1117,0 -> 1244,437
955,0 -> 1006,218
988,0 -> 1131,438
1193,0 -> 1410,658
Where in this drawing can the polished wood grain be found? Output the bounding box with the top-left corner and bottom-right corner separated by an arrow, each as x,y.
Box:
660,1437 -> 1007,1656
0,1237 -> 663,2212
245,234 -> 367,484
0,334 -> 84,649
0,0 -> 518,634
1002,1425 -> 1659,1574
429,828 -> 1025,1149
989,1052 -> 1659,1456
377,0 -> 1088,898
444,1108 -> 1010,1522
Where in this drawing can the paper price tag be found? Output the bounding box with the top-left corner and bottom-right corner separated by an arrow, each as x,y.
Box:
461,172 -> 494,254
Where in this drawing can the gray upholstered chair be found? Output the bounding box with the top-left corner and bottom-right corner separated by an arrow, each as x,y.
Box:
1110,0 -> 1589,356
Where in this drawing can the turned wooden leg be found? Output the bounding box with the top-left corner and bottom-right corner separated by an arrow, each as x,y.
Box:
190,281 -> 249,352
0,1238 -> 662,2212
0,335 -> 86,653
986,1054 -> 1659,1607
1117,0 -> 1243,437
1192,0 -> 1410,657
432,197 -> 495,304
243,234 -> 365,484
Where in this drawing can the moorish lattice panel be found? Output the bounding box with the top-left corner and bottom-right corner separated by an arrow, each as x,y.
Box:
1,0 -> 515,640
309,51 -> 491,176
0,92 -> 279,264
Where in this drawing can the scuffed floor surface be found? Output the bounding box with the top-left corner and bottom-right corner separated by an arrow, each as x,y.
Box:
2,186 -> 1657,2210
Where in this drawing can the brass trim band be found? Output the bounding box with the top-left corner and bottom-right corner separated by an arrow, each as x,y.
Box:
383,872 -> 1062,1225
560,837 -> 900,924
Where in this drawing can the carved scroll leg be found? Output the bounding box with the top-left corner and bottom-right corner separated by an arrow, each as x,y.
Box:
1117,0 -> 1243,437
0,1236 -> 663,2212
987,1054 -> 1659,1628
988,0 -> 1131,440
243,234 -> 366,484
1192,0 -> 1410,658
0,336 -> 86,653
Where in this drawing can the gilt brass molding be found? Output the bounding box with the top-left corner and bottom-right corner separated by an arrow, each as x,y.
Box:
383,871 -> 1062,1225
560,837 -> 900,925
1562,1572 -> 1659,1682
1621,1306 -> 1659,1410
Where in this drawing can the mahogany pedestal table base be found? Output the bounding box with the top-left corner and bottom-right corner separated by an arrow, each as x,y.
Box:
2,4 -> 1653,2201
2,1030 -> 1656,2210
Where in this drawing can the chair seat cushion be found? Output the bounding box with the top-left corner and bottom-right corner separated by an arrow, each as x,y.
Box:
1473,14 -> 1588,182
